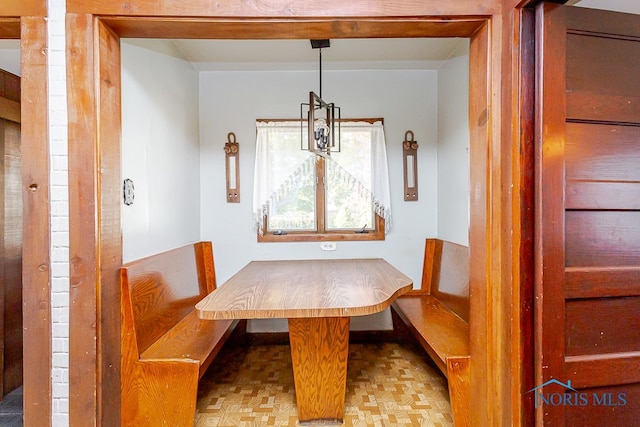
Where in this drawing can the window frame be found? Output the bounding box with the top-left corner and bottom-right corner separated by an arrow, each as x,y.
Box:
256,117 -> 387,242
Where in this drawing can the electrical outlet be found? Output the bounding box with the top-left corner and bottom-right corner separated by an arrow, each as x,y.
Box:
320,242 -> 337,251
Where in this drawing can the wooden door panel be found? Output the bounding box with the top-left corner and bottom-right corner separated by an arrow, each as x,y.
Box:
567,92 -> 640,125
566,34 -> 640,95
566,181 -> 640,210
565,267 -> 640,299
565,124 -> 640,182
564,355 -> 640,389
565,211 -> 640,266
536,4 -> 640,425
564,383 -> 640,427
566,32 -> 640,124
566,297 -> 640,356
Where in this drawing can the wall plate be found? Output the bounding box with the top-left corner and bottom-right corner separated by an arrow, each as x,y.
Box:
123,178 -> 134,205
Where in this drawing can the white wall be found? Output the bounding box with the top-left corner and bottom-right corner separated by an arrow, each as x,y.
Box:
0,40 -> 20,76
121,41 -> 201,261
437,42 -> 470,246
199,68 -> 439,331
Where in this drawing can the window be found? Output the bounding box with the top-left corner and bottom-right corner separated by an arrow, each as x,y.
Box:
253,120 -> 391,242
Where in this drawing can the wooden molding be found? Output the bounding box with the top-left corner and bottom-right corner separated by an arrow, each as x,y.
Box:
0,1 -> 46,18
68,1 -> 498,17
0,18 -> 20,38
96,17 -> 487,40
63,5 -> 522,426
0,96 -> 20,123
18,14 -> 51,427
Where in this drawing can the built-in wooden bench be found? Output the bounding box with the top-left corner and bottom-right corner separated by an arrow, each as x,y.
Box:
120,241 -> 244,426
391,238 -> 470,427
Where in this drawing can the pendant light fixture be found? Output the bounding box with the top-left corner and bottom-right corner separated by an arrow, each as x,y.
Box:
300,39 -> 341,154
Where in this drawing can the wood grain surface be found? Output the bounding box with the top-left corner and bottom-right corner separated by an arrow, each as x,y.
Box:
68,0 -> 497,17
536,4 -> 640,426
196,259 -> 412,320
393,295 -> 470,374
17,14 -> 51,427
196,258 -> 410,424
120,242 -> 240,426
289,317 -> 350,424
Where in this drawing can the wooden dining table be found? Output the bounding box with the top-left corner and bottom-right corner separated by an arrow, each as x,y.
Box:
196,258 -> 413,425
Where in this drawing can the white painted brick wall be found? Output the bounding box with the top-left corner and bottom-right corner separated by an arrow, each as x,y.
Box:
47,0 -> 70,425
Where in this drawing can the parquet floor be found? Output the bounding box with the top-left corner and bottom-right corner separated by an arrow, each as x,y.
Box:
196,342 -> 453,426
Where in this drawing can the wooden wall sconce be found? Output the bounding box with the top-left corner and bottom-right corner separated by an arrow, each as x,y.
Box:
224,132 -> 240,203
402,130 -> 419,201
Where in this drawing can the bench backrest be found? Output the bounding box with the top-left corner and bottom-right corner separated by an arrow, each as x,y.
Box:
120,241 -> 217,355
421,238 -> 469,322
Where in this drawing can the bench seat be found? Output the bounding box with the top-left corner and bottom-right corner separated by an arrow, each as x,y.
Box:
391,238 -> 470,427
141,310 -> 238,377
392,294 -> 469,375
121,241 -> 242,426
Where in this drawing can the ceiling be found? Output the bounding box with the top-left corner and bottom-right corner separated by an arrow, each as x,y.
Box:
0,0 -> 638,75
169,38 -> 467,71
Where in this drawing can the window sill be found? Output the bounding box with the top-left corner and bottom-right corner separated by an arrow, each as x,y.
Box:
257,230 -> 385,242
258,216 -> 386,243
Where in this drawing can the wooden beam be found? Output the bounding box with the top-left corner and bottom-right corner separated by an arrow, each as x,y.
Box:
468,19 -> 492,427
69,0 -> 499,16
0,19 -> 20,39
0,1 -> 46,18
20,15 -> 51,427
67,14 -> 124,427
102,17 -> 486,39
96,19 -> 123,427
67,12 -> 100,426
0,96 -> 20,123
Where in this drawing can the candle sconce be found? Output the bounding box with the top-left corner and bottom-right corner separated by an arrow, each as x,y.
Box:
402,130 -> 419,201
224,132 -> 240,203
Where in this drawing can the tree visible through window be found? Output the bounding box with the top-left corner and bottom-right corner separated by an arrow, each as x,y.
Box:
253,120 -> 391,241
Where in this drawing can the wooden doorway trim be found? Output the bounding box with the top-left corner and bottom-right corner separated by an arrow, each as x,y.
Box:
0,1 -> 50,426
499,1 -> 543,425
65,1 -> 530,425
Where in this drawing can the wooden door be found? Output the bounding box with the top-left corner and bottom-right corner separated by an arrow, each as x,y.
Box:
0,69 -> 22,399
535,3 -> 640,426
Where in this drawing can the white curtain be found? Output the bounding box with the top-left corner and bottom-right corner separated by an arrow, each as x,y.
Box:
253,120 -> 392,234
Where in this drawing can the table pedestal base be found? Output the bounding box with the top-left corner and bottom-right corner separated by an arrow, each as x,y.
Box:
288,317 -> 350,425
